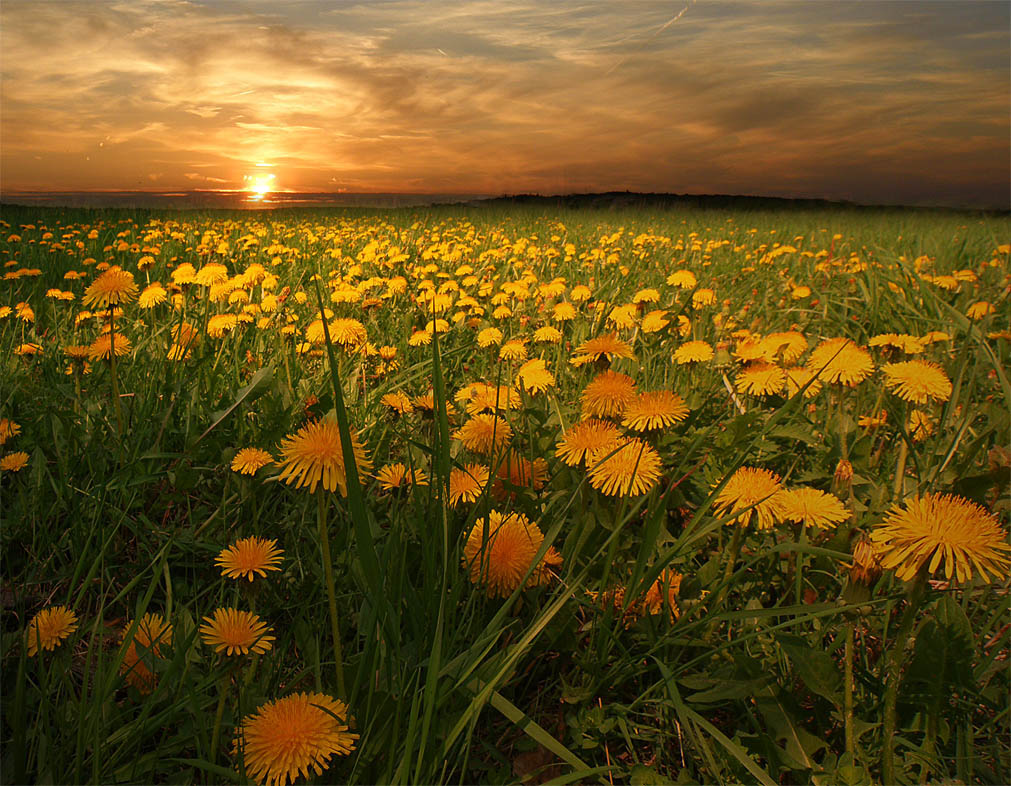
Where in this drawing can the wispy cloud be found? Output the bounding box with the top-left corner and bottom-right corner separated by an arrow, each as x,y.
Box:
1,0 -> 1007,206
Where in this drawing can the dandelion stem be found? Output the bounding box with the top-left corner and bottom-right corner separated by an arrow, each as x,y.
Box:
881,573 -> 926,784
317,489 -> 347,698
209,672 -> 229,765
844,619 -> 855,760
892,439 -> 909,501
108,310 -> 125,451
714,518 -> 745,614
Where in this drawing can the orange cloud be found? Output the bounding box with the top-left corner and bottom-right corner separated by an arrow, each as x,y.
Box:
1,1 -> 1007,206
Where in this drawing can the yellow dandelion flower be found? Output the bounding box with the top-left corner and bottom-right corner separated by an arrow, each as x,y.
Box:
408,330 -> 432,347
477,327 -> 503,347
966,301 -> 994,320
783,366 -> 823,398
777,487 -> 849,529
138,283 -> 167,309
581,370 -> 637,418
462,510 -> 555,597
87,332 -> 132,361
231,448 -> 274,475
456,383 -> 521,415
329,318 -> 368,348
692,288 -> 716,307
492,449 -> 547,500
713,467 -> 785,530
621,391 -> 689,432
673,341 -> 714,365
276,418 -> 371,496
920,330 -> 950,345
380,391 -> 414,415
0,418 -> 21,445
640,309 -> 669,333
216,537 -> 284,581
760,331 -> 808,363
1,451 -> 29,472
734,337 -> 771,363
641,568 -> 683,623
453,413 -> 513,454
499,338 -> 527,361
569,333 -> 636,367
449,463 -> 490,506
82,267 -> 138,309
26,606 -> 78,656
587,437 -> 663,497
200,608 -> 274,656
882,360 -> 952,404
734,363 -> 786,396
195,263 -> 229,288
807,338 -> 874,386
552,302 -> 577,322
870,493 -> 1010,583
375,462 -> 429,491
515,358 -> 555,394
207,313 -> 238,338
555,419 -> 621,467
120,613 -> 173,694
533,325 -> 563,343
666,269 -> 696,289
633,288 -> 660,304
237,693 -> 358,786
606,304 -> 638,330
869,333 -> 925,355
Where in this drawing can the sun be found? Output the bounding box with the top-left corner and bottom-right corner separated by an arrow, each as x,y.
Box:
243,171 -> 276,201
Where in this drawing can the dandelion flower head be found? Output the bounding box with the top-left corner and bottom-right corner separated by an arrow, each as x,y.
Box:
216,537 -> 284,581
276,418 -> 371,496
713,467 -> 785,530
232,448 -> 274,476
882,360 -> 953,404
237,692 -> 358,786
621,391 -> 689,432
120,613 -> 173,694
463,510 -> 555,597
587,437 -> 663,497
200,608 -> 274,656
870,493 -> 1010,584
581,370 -> 637,418
26,606 -> 78,656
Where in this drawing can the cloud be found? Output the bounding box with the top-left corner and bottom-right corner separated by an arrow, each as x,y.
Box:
0,0 -> 1007,206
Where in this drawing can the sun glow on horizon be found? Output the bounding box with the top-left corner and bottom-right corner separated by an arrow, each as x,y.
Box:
243,171 -> 276,201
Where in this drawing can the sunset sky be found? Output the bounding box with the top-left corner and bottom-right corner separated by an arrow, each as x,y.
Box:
2,0 -> 1008,207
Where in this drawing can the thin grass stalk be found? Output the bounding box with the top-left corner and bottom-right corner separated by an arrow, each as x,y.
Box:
880,573 -> 927,785
318,488 -> 347,698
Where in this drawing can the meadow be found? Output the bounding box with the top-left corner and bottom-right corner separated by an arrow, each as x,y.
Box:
1,201 -> 1008,785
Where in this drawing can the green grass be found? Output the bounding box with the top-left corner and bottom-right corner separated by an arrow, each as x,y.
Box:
1,202 -> 1009,785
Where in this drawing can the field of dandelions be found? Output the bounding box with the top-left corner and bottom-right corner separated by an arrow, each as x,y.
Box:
1,202 -> 1009,785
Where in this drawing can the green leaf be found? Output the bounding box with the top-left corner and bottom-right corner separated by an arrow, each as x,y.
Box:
753,685 -> 827,772
778,634 -> 843,705
629,763 -> 674,785
900,595 -> 975,716
191,366 -> 273,447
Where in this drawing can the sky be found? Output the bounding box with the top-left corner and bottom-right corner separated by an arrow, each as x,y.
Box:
1,0 -> 1008,208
